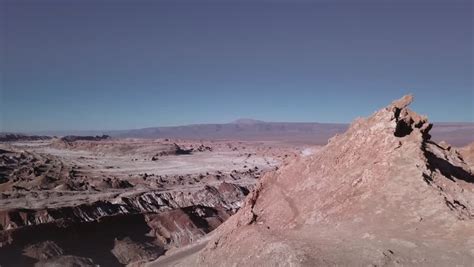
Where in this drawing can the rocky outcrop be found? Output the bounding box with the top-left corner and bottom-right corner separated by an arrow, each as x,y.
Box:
0,181 -> 248,233
391,95 -> 432,138
97,177 -> 133,189
151,143 -> 211,159
174,95 -> 474,266
0,180 -> 250,266
173,143 -> 193,155
460,142 -> 474,168
0,150 -> 73,190
0,134 -> 52,142
145,206 -> 228,249
111,237 -> 162,265
60,135 -> 110,142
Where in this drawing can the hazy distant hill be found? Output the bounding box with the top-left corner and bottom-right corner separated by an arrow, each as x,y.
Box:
111,120 -> 474,146
25,120 -> 474,146
111,121 -> 348,144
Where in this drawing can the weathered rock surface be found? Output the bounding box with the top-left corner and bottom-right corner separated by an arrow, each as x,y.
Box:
0,182 -> 246,232
0,149 -> 74,190
164,95 -> 474,266
0,182 -> 249,266
0,138 -> 286,266
60,135 -> 110,142
460,142 -> 474,168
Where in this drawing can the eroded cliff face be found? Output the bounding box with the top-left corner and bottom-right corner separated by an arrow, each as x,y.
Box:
180,95 -> 474,267
0,139 -> 287,266
0,182 -> 247,232
0,181 -> 249,266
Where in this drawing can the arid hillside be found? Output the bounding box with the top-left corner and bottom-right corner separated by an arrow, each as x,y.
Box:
150,95 -> 474,266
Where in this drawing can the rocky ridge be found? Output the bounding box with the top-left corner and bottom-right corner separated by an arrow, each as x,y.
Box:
164,95 -> 474,266
0,180 -> 250,266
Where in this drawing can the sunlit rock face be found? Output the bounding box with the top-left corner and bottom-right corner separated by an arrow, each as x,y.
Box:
186,95 -> 474,267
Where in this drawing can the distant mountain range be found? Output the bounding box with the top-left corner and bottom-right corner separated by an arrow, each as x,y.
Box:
15,120 -> 474,146
111,120 -> 349,144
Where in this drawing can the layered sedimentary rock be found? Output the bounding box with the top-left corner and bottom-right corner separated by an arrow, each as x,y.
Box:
0,138 -> 283,266
0,183 -> 247,232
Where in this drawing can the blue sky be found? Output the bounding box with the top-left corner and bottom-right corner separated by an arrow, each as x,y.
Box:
1,0 -> 472,132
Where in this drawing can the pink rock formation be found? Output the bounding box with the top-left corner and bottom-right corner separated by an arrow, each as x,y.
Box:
460,142 -> 474,168
172,95 -> 474,266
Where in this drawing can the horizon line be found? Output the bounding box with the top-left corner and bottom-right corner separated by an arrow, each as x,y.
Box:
2,120 -> 474,135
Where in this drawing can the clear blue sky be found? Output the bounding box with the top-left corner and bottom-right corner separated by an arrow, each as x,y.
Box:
1,0 -> 472,132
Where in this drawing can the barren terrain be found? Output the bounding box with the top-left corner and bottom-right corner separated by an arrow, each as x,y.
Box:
1,98 -> 472,267
0,138 -> 297,266
144,96 -> 474,267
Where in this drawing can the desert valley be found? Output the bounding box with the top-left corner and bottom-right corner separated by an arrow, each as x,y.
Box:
2,0 -> 472,265
0,96 -> 473,266
0,136 -> 295,266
